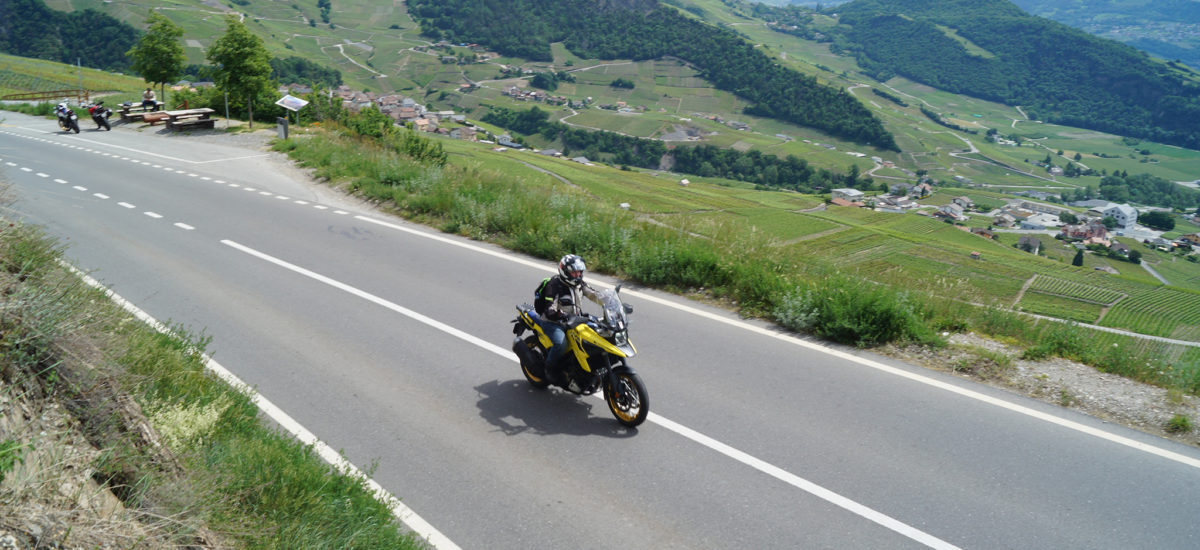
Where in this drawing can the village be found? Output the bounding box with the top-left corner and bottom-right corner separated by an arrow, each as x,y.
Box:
830,186 -> 1200,266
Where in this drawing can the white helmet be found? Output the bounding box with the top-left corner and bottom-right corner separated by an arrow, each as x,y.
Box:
558,254 -> 586,288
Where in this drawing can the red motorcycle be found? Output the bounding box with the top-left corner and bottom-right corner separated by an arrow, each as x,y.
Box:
85,101 -> 112,131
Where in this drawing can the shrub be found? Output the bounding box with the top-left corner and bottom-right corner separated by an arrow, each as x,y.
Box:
1166,415 -> 1192,433
774,275 -> 937,347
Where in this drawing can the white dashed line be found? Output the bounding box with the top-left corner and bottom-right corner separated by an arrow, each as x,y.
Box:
314,205 -> 328,210
20,167 -> 31,172
72,186 -> 88,191
36,172 -> 48,178
118,202 -> 136,209
93,193 -> 109,199
295,200 -> 309,205
334,210 -> 348,215
144,212 -> 163,219
174,223 -> 195,230
54,179 -> 67,184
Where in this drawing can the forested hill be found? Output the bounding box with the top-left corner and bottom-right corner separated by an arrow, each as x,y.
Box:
407,0 -> 898,151
0,0 -> 139,73
825,0 -> 1200,150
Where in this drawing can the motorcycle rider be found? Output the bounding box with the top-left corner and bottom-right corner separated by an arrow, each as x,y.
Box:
535,254 -> 602,385
55,102 -> 70,118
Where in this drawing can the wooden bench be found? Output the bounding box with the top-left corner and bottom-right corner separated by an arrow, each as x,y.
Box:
119,102 -> 163,122
164,108 -> 216,131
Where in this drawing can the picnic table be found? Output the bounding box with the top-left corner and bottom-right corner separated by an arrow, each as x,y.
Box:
119,101 -> 163,122
164,108 -> 216,130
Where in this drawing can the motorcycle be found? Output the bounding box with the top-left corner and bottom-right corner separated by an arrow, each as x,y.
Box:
511,285 -> 649,427
55,104 -> 80,134
85,100 -> 112,131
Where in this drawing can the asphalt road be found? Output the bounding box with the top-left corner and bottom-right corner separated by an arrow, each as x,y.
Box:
2,111 -> 1199,549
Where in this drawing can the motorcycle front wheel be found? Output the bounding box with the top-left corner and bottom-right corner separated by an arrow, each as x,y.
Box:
69,119 -> 79,133
101,118 -> 111,131
605,371 -> 648,427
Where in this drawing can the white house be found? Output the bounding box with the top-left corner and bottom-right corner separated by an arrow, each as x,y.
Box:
832,188 -> 865,202
1103,204 -> 1138,228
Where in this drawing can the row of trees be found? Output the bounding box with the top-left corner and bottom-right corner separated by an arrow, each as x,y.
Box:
482,105 -> 871,193
407,0 -> 897,150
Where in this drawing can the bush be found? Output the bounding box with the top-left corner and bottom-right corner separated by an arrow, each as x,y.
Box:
774,275 -> 937,347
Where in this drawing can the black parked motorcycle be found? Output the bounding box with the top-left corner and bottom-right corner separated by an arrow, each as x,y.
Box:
55,103 -> 80,134
85,101 -> 112,131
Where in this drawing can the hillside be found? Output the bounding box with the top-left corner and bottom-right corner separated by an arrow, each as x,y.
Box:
408,0 -> 897,150
1009,0 -> 1200,72
822,0 -> 1200,150
0,0 -> 139,72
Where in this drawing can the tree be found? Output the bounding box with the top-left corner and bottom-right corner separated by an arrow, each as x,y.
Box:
207,17 -> 273,128
1072,249 -> 1084,266
1140,211 -> 1176,231
1060,212 -> 1078,225
126,12 -> 186,107
1129,249 -> 1142,264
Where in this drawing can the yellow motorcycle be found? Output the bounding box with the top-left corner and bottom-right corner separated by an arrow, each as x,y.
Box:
511,286 -> 649,427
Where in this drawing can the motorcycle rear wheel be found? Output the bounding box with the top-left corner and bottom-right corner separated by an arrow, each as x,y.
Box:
519,336 -> 550,389
605,371 -> 648,427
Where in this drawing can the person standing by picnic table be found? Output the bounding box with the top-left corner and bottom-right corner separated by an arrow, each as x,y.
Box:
142,88 -> 156,110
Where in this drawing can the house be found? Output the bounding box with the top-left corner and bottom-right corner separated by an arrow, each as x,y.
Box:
889,182 -> 914,196
831,197 -> 863,208
952,196 -> 974,210
993,213 -> 1016,228
1180,234 -> 1200,247
1061,222 -> 1108,241
448,126 -> 476,141
571,156 -> 593,165
832,188 -> 865,202
538,149 -> 561,157
496,134 -> 523,148
1103,204 -> 1138,228
938,203 -> 966,221
1109,241 -> 1131,256
971,227 -> 996,239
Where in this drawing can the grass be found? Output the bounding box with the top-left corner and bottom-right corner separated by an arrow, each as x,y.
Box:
0,218 -> 423,548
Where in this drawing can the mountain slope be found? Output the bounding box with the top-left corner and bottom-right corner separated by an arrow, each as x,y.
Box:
826,0 -> 1200,150
0,0 -> 139,72
408,0 -> 898,150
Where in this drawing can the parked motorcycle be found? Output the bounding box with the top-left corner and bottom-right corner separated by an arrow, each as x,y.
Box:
85,100 -> 112,131
511,285 -> 649,427
55,103 -> 79,134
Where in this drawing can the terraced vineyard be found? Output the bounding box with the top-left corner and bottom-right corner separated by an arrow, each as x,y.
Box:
1101,287 -> 1200,341
1027,276 -> 1126,305
1018,291 -> 1107,323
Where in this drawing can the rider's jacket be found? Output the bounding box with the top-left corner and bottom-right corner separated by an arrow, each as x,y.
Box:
536,275 -> 599,322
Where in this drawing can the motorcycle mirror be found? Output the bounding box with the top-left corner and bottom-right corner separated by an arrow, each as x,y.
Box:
615,284 -> 622,293
623,304 -> 633,314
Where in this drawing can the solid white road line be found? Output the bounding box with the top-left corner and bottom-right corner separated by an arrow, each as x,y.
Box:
351,215 -> 1200,471
221,239 -> 959,550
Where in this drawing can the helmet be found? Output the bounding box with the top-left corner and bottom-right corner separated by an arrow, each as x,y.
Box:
558,254 -> 586,287
56,102 -> 67,111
